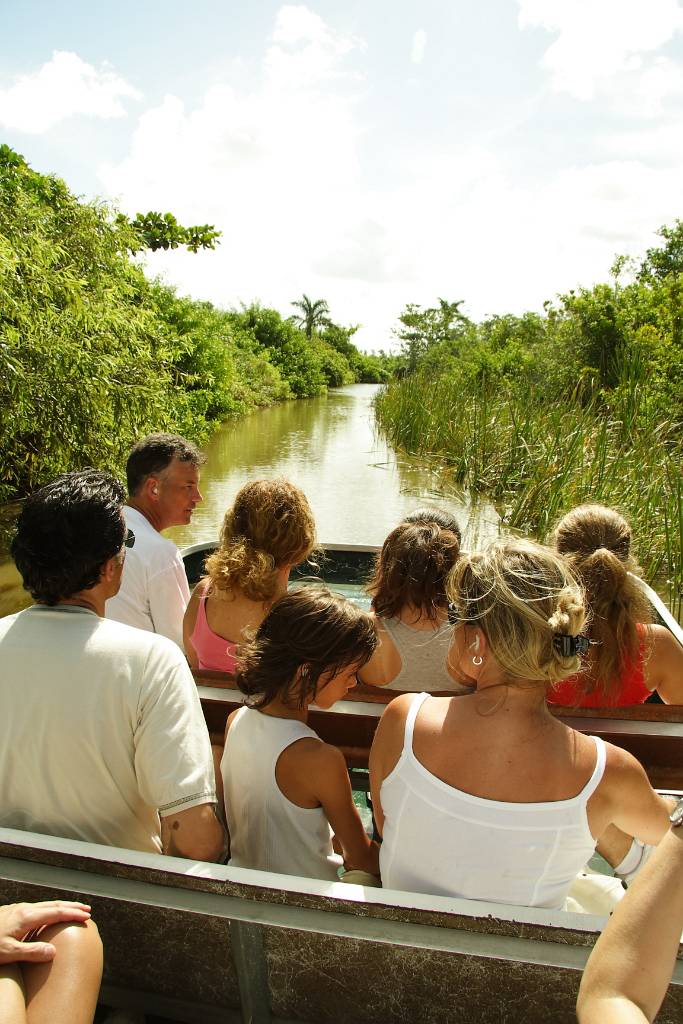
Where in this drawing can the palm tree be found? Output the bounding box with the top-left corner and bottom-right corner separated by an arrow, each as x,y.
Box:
290,294 -> 331,339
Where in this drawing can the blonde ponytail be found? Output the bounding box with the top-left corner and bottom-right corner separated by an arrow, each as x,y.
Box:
447,538 -> 587,686
204,479 -> 316,602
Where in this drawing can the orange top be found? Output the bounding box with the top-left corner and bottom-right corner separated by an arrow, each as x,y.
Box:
547,625 -> 650,708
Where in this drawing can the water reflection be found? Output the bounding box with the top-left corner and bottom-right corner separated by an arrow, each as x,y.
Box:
167,385 -> 500,550
0,385 -> 499,617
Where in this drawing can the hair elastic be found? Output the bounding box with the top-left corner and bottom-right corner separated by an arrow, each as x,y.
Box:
553,634 -> 590,657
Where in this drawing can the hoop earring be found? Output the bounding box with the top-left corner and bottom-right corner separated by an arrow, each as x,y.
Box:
472,655 -> 483,667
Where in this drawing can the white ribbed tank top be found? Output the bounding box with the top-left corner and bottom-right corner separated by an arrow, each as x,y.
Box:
379,692 -> 606,909
221,706 -> 343,881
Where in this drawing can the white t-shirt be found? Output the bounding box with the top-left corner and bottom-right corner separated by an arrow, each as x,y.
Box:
105,506 -> 190,649
0,604 -> 215,853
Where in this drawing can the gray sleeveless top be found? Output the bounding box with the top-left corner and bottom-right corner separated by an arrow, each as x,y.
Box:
381,617 -> 471,692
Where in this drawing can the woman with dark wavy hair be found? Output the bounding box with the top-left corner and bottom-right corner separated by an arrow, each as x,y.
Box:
548,504 -> 683,707
358,510 -> 469,692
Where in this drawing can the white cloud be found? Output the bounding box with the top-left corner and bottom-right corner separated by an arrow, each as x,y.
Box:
518,0 -> 683,101
265,5 -> 363,88
99,5 -> 683,350
0,50 -> 140,134
271,5 -> 331,46
411,30 -> 427,65
100,7 -> 370,329
633,56 -> 683,114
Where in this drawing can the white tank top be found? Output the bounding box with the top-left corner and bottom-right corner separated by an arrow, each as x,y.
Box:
221,707 -> 343,881
379,692 -> 606,909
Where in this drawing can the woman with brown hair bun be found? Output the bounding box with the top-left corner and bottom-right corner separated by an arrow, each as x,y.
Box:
548,504 -> 683,708
183,479 -> 316,673
358,511 -> 470,692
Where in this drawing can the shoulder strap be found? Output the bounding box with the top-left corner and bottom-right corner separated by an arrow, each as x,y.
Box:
404,692 -> 430,753
582,735 -> 607,799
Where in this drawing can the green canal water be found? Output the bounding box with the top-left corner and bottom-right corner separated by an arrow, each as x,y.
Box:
0,384 -> 499,618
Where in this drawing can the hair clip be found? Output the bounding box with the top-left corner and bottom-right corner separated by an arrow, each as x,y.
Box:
447,603 -> 458,624
554,634 -> 590,657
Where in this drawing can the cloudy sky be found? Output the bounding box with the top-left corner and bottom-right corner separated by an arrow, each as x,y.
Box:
2,0 -> 683,350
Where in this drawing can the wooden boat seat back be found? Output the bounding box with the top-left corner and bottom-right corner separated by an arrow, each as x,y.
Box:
197,672 -> 683,788
182,540 -> 378,595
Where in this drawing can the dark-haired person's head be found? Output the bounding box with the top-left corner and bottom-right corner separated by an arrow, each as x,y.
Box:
236,587 -> 378,710
403,507 -> 462,545
369,519 -> 462,623
126,433 -> 205,530
11,470 -> 127,605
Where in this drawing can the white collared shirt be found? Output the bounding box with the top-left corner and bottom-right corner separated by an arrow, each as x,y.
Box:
106,506 -> 190,649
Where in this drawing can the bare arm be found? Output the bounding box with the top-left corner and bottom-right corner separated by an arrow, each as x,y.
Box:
598,744 -> 674,846
311,743 -> 379,873
368,694 -> 414,837
358,647 -> 391,687
183,585 -> 202,669
357,619 -> 399,688
280,740 -> 379,873
161,802 -> 226,862
577,827 -> 683,1024
646,625 -> 683,704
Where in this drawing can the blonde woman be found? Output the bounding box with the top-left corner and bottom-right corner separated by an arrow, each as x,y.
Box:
549,504 -> 683,707
183,479 -> 316,672
369,538 -> 675,909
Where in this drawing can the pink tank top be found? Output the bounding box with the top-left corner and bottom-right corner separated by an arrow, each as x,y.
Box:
190,589 -> 238,673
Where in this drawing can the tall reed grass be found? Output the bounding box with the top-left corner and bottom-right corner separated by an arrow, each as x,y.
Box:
375,374 -> 683,622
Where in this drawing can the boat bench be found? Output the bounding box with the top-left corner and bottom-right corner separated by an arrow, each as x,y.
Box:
197,671 -> 683,789
1,827 -> 682,1024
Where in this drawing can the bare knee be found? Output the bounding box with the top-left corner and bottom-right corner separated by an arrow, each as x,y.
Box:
40,918 -> 103,972
22,918 -> 102,1024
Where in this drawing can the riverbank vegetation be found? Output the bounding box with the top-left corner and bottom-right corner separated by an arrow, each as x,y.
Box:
0,147 -> 389,503
375,232 -> 683,619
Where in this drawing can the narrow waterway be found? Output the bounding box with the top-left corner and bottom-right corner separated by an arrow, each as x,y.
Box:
0,385 -> 499,616
166,384 -> 499,551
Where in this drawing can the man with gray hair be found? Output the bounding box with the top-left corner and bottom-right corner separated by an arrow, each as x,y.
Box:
106,432 -> 204,648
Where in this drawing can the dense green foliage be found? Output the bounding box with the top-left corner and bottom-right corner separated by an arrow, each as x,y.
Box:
375,231 -> 683,619
0,148 -> 387,502
122,211 -> 222,254
0,145 -> 169,500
